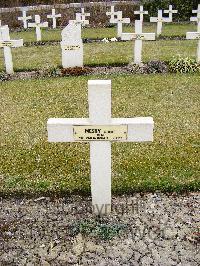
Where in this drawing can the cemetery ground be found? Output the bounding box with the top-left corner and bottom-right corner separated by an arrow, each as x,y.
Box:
1,24 -> 200,264
10,23 -> 197,42
1,74 -> 200,265
0,74 -> 199,196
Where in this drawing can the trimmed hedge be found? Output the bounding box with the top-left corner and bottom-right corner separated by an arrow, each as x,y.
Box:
142,0 -> 199,21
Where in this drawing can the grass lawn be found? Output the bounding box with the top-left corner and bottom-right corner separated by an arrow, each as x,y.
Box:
0,74 -> 199,196
10,23 -> 197,43
0,40 -> 198,71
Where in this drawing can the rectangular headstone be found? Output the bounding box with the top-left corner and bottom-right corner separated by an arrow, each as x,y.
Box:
61,23 -> 83,68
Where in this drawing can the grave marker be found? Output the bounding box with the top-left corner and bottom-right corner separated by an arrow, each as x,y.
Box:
80,8 -> 90,21
187,14 -> 200,63
164,5 -> 178,22
47,8 -> 61,29
69,13 -> 89,27
110,11 -> 130,38
150,10 -> 171,36
47,80 -> 154,215
18,10 -> 32,29
106,5 -> 118,21
0,26 -> 23,74
134,6 -> 148,22
28,15 -> 48,41
61,23 -> 83,68
190,4 -> 200,22
121,20 -> 155,64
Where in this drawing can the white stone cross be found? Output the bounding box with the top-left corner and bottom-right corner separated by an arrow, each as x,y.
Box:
150,10 -> 171,36
106,5 -> 118,21
164,5 -> 178,22
47,80 -> 154,215
28,15 -> 48,41
121,20 -> 155,64
47,8 -> 61,29
0,26 -> 23,74
61,23 -> 83,68
18,10 -> 32,29
69,13 -> 89,27
190,4 -> 200,22
134,6 -> 148,22
80,7 -> 90,21
110,11 -> 130,38
187,14 -> 200,63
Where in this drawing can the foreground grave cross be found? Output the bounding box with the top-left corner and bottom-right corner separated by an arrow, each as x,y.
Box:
187,14 -> 200,63
106,5 -> 118,21
81,8 -> 90,21
18,10 -> 32,29
28,15 -> 48,41
150,10 -> 171,36
121,20 -> 155,64
47,8 -> 61,29
110,11 -> 130,38
190,4 -> 200,22
164,5 -> 178,22
47,80 -> 154,215
0,26 -> 23,74
134,5 -> 148,22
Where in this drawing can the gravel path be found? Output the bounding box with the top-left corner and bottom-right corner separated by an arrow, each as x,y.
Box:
0,193 -> 199,265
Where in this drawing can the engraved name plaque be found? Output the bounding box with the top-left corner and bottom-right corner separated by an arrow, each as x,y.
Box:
0,41 -> 12,47
73,125 -> 128,141
63,45 -> 81,51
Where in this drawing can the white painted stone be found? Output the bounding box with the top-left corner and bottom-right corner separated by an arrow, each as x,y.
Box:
0,26 -> 23,74
121,20 -> 155,64
47,8 -> 61,29
102,38 -> 109,43
69,13 -> 89,27
190,4 -> 200,22
186,14 -> 200,63
18,10 -> 32,29
110,11 -> 130,38
164,5 -> 178,22
81,7 -> 90,21
61,23 -> 83,68
106,5 -> 118,21
28,15 -> 48,41
150,10 -> 171,36
134,6 -> 148,22
47,80 -> 154,215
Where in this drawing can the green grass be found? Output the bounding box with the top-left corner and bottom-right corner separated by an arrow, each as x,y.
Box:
0,40 -> 198,71
10,23 -> 197,42
0,74 -> 199,195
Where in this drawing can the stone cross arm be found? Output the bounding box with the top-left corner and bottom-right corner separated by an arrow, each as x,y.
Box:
164,6 -> 178,14
18,15 -> 32,21
110,17 -> 130,24
186,32 -> 200,39
0,39 -> 23,48
192,4 -> 200,13
121,32 -> 155,41
47,13 -> 61,18
28,22 -> 48,27
47,117 -> 154,143
150,17 -> 171,23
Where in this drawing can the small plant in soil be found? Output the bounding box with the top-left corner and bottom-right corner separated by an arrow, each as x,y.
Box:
169,56 -> 200,73
67,219 -> 127,240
